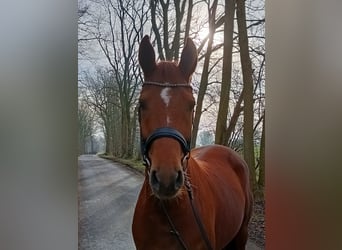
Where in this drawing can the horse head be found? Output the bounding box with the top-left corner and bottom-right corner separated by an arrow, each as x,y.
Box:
138,35 -> 197,199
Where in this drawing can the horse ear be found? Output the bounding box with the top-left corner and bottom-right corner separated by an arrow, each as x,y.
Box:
139,35 -> 156,77
178,38 -> 197,81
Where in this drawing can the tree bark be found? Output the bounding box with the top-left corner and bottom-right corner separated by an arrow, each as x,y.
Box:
237,0 -> 257,194
150,0 -> 165,60
160,0 -> 172,60
172,0 -> 181,60
225,90 -> 243,146
215,0 -> 235,145
184,0 -> 193,40
258,112 -> 265,192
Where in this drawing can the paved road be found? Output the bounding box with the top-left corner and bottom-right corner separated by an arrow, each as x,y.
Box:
79,155 -> 143,249
78,155 -> 262,250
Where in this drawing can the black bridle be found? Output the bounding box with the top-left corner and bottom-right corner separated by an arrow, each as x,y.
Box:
141,127 -> 190,167
139,81 -> 213,250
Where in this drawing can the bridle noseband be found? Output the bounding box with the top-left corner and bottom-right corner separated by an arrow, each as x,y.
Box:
141,127 -> 190,167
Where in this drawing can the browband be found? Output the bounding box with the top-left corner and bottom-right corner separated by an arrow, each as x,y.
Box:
143,81 -> 192,88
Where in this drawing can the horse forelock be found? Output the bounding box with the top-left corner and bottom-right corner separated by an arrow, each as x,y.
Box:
153,61 -> 188,84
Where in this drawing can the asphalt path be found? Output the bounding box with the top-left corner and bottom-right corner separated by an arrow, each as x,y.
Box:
78,155 -> 262,250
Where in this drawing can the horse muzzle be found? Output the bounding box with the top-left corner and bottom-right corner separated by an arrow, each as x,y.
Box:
149,169 -> 184,199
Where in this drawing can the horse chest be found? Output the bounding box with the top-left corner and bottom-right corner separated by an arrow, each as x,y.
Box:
135,215 -> 206,250
133,191 -> 207,249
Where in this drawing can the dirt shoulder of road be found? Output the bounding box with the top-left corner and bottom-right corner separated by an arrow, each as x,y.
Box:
98,154 -> 145,174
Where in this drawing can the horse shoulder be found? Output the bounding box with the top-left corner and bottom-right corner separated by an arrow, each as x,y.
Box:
189,145 -> 251,247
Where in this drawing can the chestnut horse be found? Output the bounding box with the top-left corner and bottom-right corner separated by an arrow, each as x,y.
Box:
132,35 -> 253,250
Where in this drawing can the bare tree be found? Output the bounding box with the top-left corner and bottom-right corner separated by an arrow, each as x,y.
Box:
215,0 -> 235,145
191,0 -> 219,148
237,0 -> 257,194
79,69 -> 119,155
257,111 -> 265,198
84,0 -> 148,157
184,0 -> 193,39
78,99 -> 94,155
150,0 -> 191,61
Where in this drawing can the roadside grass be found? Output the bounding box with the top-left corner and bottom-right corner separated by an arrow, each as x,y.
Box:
97,153 -> 145,174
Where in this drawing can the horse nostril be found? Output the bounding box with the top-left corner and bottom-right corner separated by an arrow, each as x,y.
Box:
174,170 -> 184,189
150,170 -> 160,190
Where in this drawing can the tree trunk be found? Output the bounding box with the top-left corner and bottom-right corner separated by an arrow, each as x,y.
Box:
160,0 -> 172,60
130,105 -> 139,158
258,112 -> 265,196
150,0 -> 165,60
225,90 -> 243,146
126,105 -> 133,158
237,0 -> 257,194
112,108 -> 121,156
191,0 -> 218,148
184,0 -> 193,39
120,105 -> 129,157
172,0 -> 181,60
215,0 -> 235,145
104,119 -> 113,155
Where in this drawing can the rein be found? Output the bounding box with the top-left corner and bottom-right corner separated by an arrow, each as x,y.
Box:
140,81 -> 213,250
184,174 -> 213,250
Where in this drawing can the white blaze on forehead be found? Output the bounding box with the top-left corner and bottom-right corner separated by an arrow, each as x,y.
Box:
160,87 -> 172,125
160,87 -> 171,107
